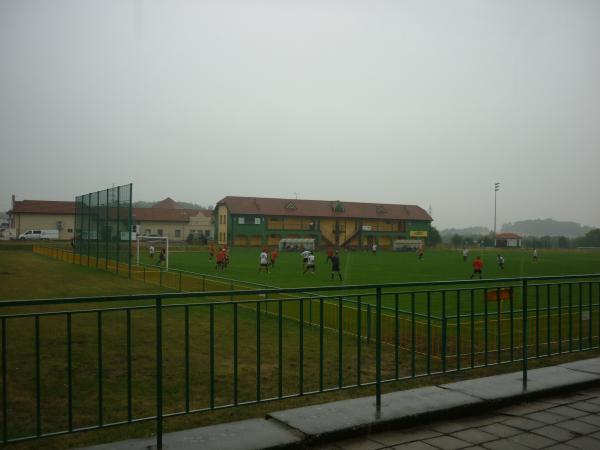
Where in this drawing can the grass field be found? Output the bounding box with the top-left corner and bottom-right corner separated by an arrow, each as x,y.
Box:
1,246 -> 600,449
135,246 -> 600,315
153,246 -> 600,286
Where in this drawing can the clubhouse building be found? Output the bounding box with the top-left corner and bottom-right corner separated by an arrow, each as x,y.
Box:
214,196 -> 433,248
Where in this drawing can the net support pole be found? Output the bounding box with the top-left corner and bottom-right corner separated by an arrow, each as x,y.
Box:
375,286 -> 382,418
128,183 -> 132,279
522,278 -> 528,391
136,237 -> 140,266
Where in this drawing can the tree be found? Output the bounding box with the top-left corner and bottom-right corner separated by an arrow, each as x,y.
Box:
576,229 -> 600,247
557,236 -> 570,249
451,234 -> 463,247
426,226 -> 442,246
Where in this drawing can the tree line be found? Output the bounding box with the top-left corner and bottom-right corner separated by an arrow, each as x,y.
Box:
445,229 -> 600,249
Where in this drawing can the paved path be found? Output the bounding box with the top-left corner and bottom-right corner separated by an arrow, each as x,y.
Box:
80,357 -> 600,450
312,386 -> 600,450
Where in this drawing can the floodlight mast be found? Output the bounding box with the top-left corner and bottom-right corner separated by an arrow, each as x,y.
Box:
494,182 -> 501,245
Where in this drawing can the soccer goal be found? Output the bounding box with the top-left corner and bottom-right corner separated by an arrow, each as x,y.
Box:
279,238 -> 316,251
136,235 -> 169,270
393,239 -> 422,252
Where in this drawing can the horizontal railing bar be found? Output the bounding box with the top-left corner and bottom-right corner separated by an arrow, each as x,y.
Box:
0,305 -> 156,320
3,274 -> 599,308
2,415 -> 156,444
3,295 -> 595,320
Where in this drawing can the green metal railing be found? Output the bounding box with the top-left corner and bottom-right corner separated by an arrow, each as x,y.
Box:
0,274 -> 599,448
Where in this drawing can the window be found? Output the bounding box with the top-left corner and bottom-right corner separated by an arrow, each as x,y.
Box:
67,228 -> 73,233
157,229 -> 163,236
175,229 -> 181,238
204,230 -> 210,236
238,217 -> 245,225
254,218 -> 261,225
145,229 -> 151,235
332,201 -> 345,213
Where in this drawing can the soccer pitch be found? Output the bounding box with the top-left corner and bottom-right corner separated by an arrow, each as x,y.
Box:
162,247 -> 600,288
134,247 -> 600,316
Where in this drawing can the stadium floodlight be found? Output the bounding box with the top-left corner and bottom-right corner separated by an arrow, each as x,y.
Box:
494,182 -> 501,245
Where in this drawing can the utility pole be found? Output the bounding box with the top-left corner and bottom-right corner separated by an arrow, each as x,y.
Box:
494,182 -> 501,246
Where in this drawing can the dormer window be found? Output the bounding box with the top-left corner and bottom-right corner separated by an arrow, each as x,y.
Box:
332,201 -> 345,213
376,205 -> 387,214
285,201 -> 297,210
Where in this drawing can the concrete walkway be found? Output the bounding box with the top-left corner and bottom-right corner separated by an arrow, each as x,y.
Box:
80,357 -> 600,450
313,385 -> 600,449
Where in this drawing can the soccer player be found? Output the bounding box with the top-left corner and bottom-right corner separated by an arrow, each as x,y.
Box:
462,247 -> 469,262
215,248 -> 225,270
223,246 -> 230,269
270,248 -> 279,268
303,251 -> 316,274
331,251 -> 342,280
533,248 -> 539,262
301,249 -> 311,270
372,243 -> 377,255
326,246 -> 334,264
470,256 -> 483,279
157,248 -> 166,267
149,245 -> 155,259
259,249 -> 269,273
208,243 -> 215,262
417,244 -> 424,260
497,254 -> 505,270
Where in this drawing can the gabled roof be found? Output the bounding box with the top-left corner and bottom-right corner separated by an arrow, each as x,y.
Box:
151,197 -> 183,209
216,196 -> 432,221
496,233 -> 522,240
11,200 -> 75,215
10,199 -> 210,223
192,209 -> 213,218
133,208 -> 191,222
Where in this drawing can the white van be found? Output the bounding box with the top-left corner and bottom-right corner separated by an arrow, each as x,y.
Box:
18,229 -> 60,240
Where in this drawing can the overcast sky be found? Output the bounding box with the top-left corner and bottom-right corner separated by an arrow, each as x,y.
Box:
1,0 -> 599,229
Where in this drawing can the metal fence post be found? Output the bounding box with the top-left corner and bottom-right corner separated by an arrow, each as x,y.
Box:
522,279 -> 528,391
156,297 -> 163,449
376,286 -> 382,418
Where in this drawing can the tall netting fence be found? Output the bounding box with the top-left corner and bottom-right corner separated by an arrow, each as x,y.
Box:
74,184 -> 133,276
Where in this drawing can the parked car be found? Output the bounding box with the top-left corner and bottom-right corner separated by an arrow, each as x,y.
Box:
18,229 -> 59,240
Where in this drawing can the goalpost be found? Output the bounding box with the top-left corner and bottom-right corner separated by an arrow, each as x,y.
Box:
136,235 -> 169,270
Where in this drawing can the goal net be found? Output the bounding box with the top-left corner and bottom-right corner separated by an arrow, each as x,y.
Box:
279,238 -> 315,251
393,239 -> 423,252
136,235 -> 169,269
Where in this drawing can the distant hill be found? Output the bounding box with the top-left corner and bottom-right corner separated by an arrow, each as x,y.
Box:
501,219 -> 592,238
132,201 -> 212,210
440,226 -> 490,238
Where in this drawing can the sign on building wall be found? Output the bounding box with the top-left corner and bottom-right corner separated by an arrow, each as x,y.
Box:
410,230 -> 428,238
